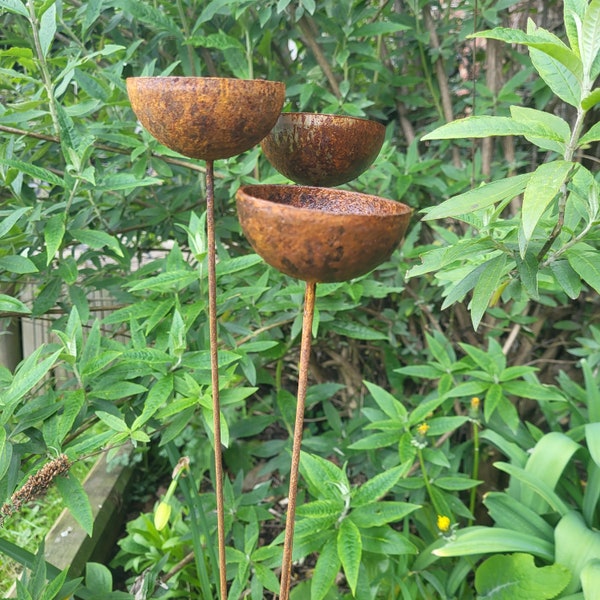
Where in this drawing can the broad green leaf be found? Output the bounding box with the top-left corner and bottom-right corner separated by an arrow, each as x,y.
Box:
581,87 -> 600,109
579,120 -> 600,146
474,27 -> 583,78
0,157 -> 64,187
581,559 -> 600,599
566,244 -> 600,294
327,322 -> 387,340
422,174 -> 532,221
0,293 -> 30,314
520,432 -> 580,513
360,526 -> 417,555
296,499 -> 344,520
95,411 -> 129,432
496,462 -> 569,515
363,380 -> 407,421
530,45 -> 582,107
44,213 -> 66,265
132,374 -> 174,430
349,501 -> 419,527
352,22 -> 411,37
70,228 -> 123,257
565,0 -> 587,56
586,423 -> 600,467
0,255 -> 38,274
475,553 -> 570,599
310,537 -> 340,600
550,259 -> 582,299
337,518 -> 362,596
0,206 -> 30,238
300,451 -> 348,501
471,253 -> 509,330
128,269 -> 198,293
422,116 -> 542,141
39,3 -> 57,58
510,105 -> 570,154
521,161 -> 574,243
484,492 -> 555,541
56,473 -> 94,536
0,0 -> 28,16
433,526 -> 554,561
581,0 -> 600,80
555,511 -> 600,594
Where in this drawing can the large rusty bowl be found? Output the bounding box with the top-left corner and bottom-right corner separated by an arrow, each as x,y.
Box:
236,185 -> 411,282
126,77 -> 286,160
260,113 -> 385,186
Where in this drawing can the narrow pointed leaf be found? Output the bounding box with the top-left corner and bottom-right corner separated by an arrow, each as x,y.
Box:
310,537 -> 340,600
337,518 -> 362,595
566,244 -> 600,294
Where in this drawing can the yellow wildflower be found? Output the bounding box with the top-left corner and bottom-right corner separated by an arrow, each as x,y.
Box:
417,422 -> 429,436
471,397 -> 480,410
437,514 -> 451,533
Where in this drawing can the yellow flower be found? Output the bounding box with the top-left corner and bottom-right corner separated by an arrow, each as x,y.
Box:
417,422 -> 429,436
471,397 -> 481,410
154,501 -> 172,531
437,514 -> 451,533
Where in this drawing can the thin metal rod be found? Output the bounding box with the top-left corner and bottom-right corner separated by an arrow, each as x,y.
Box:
278,280 -> 317,600
205,159 -> 227,600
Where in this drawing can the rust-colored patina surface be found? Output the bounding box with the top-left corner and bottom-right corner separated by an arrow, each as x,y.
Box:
260,112 -> 385,186
126,77 -> 286,160
236,184 -> 411,282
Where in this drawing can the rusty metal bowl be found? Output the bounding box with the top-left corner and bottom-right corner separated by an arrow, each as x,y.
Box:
236,185 -> 411,283
260,112 -> 385,186
126,77 -> 286,160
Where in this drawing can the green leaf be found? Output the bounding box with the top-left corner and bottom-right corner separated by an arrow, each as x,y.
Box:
581,0 -> 600,80
39,2 -> 56,58
352,465 -> 406,507
530,45 -> 582,108
360,526 -> 417,555
0,0 -> 29,16
310,537 -> 340,600
579,120 -> 600,146
70,228 -> 123,257
350,501 -> 419,527
44,213 -> 66,265
56,473 -> 94,536
0,157 -> 64,187
566,244 -> 600,294
550,260 -> 582,299
470,253 -> 509,330
132,374 -> 174,430
586,423 -> 600,467
422,174 -> 532,221
128,270 -> 198,293
521,161 -> 574,243
433,526 -> 554,561
352,22 -> 411,37
363,380 -> 407,421
475,553 -> 570,599
0,293 -> 30,316
337,518 -> 362,596
581,559 -> 600,599
0,206 -> 30,238
555,511 -> 600,594
300,451 -> 348,501
0,255 -> 38,274
327,322 -> 387,340
422,116 -> 542,141
95,411 -> 129,433
484,492 -> 555,541
581,87 -> 600,109
474,27 -> 583,78
510,105 -> 570,154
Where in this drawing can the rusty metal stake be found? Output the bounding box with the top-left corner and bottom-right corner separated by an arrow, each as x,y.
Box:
205,159 -> 228,600
278,280 -> 317,600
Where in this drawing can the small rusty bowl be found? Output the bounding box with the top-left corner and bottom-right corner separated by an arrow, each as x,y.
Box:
236,185 -> 411,283
260,113 -> 385,186
126,77 -> 286,160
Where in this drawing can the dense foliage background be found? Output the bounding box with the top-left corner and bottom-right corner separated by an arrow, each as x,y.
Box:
2,0 -> 600,598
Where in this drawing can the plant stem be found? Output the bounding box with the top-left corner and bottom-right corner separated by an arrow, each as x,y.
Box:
26,0 -> 60,137
205,160 -> 227,600
468,420 -> 480,525
417,447 -> 442,516
278,280 -> 316,600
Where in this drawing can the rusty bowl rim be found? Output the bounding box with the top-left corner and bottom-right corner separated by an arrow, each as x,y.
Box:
271,111 -> 385,128
126,75 -> 285,86
236,184 -> 412,219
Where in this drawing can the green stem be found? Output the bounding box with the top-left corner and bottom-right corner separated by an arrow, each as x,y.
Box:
417,447 -> 443,516
468,421 -> 480,525
26,0 -> 60,137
